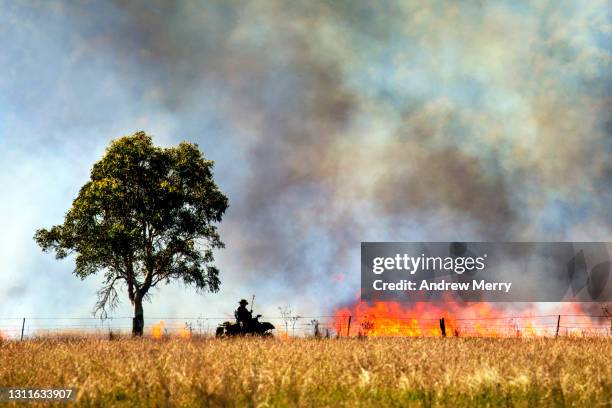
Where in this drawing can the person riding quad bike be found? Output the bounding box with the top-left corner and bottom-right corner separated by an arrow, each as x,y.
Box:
235,299 -> 253,332
216,299 -> 275,337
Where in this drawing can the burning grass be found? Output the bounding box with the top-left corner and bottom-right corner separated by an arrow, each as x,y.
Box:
334,301 -> 611,338
0,337 -> 610,407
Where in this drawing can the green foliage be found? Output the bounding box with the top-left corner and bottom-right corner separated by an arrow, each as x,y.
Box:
34,132 -> 229,316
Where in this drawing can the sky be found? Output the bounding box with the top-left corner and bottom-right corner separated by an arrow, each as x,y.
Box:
0,1 -> 610,326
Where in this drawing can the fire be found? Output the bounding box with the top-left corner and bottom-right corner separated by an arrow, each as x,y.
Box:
151,321 -> 165,339
334,298 -> 500,337
179,324 -> 192,339
151,321 -> 192,339
333,299 -> 603,338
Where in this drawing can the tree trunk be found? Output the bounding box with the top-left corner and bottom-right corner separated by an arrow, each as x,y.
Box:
132,297 -> 144,337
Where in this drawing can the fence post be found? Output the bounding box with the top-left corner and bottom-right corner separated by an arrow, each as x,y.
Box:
346,315 -> 352,337
439,318 -> 446,337
555,315 -> 561,338
20,318 -> 25,341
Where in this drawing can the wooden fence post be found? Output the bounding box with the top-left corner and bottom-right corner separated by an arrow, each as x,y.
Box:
555,315 -> 561,338
20,318 -> 25,341
346,315 -> 352,337
439,318 -> 446,337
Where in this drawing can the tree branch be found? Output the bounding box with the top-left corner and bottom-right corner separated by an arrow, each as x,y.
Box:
93,276 -> 120,319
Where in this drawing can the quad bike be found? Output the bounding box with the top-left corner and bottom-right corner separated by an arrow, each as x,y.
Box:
216,315 -> 275,337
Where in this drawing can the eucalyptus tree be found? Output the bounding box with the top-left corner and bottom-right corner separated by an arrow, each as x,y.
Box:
35,132 -> 228,336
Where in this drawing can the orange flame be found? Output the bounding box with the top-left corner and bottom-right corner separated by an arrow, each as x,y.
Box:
179,324 -> 192,339
334,299 -> 601,338
151,321 -> 165,339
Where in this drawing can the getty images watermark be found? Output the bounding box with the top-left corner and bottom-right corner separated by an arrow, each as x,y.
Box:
361,242 -> 612,302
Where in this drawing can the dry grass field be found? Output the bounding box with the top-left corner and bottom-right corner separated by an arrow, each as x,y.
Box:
0,337 -> 610,407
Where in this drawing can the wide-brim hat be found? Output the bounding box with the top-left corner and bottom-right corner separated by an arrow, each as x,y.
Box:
239,299 -> 249,305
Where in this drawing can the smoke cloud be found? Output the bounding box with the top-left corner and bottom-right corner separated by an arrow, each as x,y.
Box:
0,0 -> 610,318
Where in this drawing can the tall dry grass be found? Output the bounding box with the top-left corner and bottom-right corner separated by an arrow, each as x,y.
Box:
0,337 -> 610,407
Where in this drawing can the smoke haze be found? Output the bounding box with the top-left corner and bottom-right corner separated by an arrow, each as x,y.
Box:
0,1 -> 610,320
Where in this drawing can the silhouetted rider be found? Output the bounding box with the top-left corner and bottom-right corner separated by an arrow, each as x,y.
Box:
235,299 -> 252,330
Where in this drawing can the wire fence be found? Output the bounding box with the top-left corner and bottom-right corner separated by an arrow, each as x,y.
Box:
0,313 -> 610,340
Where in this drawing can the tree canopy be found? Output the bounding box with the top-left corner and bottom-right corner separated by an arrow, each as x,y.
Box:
34,132 -> 229,335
